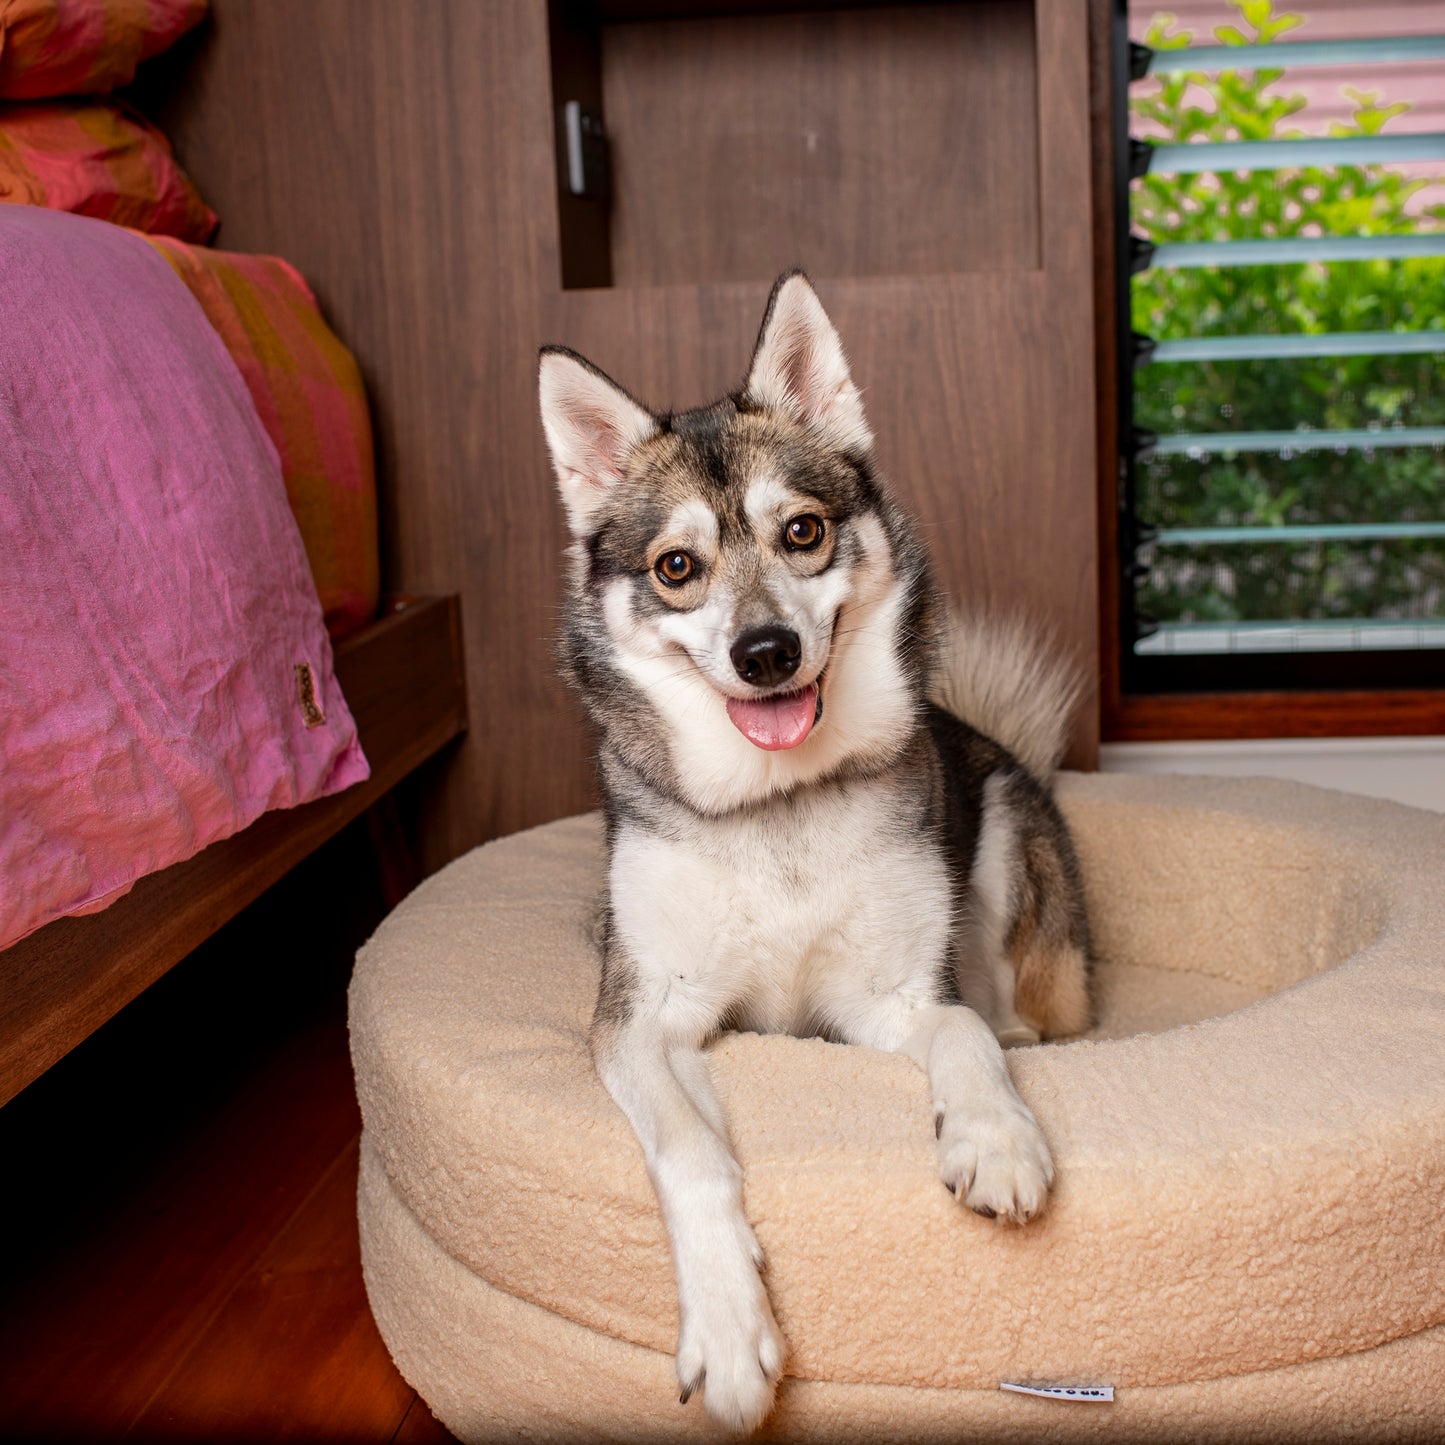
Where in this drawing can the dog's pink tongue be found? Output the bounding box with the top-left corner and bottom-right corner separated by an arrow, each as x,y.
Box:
725,684 -> 818,751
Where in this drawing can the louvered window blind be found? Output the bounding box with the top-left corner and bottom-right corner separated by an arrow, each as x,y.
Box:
1113,1 -> 1445,692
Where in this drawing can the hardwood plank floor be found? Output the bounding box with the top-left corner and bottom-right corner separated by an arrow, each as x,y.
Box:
0,821 -> 456,1444
125,1139 -> 420,1442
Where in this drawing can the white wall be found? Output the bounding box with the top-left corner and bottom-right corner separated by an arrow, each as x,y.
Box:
1099,736 -> 1445,813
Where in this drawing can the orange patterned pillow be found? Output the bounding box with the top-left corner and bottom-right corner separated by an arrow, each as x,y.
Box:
0,0 -> 206,99
143,236 -> 381,638
0,98 -> 217,239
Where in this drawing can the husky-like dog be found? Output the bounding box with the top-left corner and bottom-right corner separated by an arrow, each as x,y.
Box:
538,272 -> 1091,1433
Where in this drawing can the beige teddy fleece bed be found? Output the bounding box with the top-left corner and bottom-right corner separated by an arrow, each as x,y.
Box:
349,773 -> 1445,1443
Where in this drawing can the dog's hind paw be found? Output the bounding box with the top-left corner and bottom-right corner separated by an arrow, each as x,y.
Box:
936,1095 -> 1054,1224
676,1272 -> 785,1434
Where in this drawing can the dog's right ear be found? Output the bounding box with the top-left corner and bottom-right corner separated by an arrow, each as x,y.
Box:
539,347 -> 658,539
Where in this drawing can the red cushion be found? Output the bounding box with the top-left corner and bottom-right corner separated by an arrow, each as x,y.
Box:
143,237 -> 382,638
0,0 -> 206,99
0,98 -> 217,241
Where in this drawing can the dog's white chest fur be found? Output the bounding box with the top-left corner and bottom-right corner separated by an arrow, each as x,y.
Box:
610,781 -> 953,1046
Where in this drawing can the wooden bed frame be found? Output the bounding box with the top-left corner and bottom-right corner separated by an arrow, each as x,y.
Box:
0,594 -> 466,1107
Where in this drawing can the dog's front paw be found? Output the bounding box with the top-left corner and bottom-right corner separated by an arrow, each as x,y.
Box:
676,1263 -> 785,1434
935,1093 -> 1054,1224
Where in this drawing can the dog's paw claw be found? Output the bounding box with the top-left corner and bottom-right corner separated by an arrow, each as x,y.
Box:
936,1098 -> 1053,1225
676,1276 -> 785,1433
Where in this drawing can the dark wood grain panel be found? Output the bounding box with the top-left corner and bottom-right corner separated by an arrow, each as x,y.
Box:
1035,0 -> 1103,762
0,595 -> 466,1106
141,0 -> 593,863
601,2 -> 1040,286
140,0 -> 1099,860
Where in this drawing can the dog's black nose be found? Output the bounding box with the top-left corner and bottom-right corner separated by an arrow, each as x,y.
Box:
730,626 -> 802,688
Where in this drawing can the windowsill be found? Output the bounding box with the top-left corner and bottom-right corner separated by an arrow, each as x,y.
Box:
1100,734 -> 1445,813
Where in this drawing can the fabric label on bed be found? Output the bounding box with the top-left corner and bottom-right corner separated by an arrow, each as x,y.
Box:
999,1382 -> 1114,1402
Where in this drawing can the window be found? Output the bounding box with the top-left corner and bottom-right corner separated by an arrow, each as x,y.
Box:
1109,0 -> 1445,697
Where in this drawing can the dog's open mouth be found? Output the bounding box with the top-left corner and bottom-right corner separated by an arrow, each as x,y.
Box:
725,680 -> 822,751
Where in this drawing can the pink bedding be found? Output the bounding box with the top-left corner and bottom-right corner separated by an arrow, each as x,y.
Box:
0,206 -> 369,950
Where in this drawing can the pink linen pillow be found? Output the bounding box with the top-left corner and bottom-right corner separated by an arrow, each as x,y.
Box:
0,205 -> 368,951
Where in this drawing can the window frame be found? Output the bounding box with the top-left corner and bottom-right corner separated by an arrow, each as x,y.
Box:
1091,0 -> 1445,741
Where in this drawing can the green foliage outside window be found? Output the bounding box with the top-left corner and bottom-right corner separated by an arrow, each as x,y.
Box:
1131,0 -> 1445,628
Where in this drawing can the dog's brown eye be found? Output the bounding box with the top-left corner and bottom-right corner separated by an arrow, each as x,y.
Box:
784,514 -> 825,551
655,550 -> 695,586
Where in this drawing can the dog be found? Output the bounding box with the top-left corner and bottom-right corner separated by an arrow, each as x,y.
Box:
537,271 -> 1092,1433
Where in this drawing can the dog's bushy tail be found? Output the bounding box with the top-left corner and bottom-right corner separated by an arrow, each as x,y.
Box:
929,611 -> 1083,782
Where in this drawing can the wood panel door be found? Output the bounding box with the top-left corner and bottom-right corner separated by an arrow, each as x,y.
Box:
142,0 -> 1098,867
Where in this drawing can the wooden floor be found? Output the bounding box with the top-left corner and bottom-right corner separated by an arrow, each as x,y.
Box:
0,821 -> 456,1444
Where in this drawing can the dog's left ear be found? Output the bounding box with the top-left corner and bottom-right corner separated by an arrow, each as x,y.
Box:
745,271 -> 873,456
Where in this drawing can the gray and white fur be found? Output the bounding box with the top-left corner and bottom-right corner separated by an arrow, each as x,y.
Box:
538,272 -> 1091,1434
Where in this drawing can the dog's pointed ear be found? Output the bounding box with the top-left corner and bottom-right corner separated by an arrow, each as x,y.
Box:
744,271 -> 873,455
539,347 -> 658,538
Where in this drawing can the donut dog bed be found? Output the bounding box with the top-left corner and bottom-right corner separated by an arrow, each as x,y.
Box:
350,773 -> 1445,1442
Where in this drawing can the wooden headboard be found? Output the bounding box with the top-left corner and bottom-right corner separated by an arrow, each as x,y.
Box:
137,0 -> 1104,873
